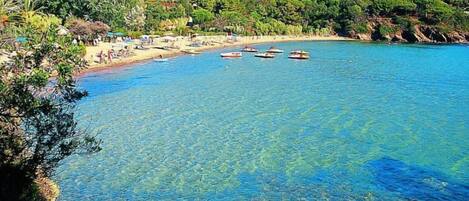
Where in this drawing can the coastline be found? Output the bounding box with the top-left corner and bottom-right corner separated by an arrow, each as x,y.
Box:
80,35 -> 353,75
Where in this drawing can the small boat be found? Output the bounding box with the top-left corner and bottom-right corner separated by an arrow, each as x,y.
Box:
288,53 -> 310,60
266,47 -> 284,53
290,50 -> 309,55
254,53 -> 275,58
241,46 -> 258,52
182,49 -> 201,54
153,58 -> 169,62
220,52 -> 242,58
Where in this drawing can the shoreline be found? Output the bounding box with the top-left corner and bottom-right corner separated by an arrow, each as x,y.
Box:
79,35 -> 353,76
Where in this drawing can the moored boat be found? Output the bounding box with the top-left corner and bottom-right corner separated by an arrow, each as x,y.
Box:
220,52 -> 242,58
241,46 -> 258,52
254,53 -> 275,58
266,47 -> 284,53
288,51 -> 309,60
153,58 -> 169,62
290,50 -> 309,55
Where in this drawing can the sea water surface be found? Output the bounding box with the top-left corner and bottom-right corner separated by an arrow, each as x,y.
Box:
56,41 -> 469,200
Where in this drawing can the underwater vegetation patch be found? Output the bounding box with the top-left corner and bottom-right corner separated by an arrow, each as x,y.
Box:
368,157 -> 469,200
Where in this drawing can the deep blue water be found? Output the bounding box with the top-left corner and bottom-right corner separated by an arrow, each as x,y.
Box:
56,41 -> 469,200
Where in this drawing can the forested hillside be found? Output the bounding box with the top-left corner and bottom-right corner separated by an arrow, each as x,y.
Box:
2,0 -> 469,43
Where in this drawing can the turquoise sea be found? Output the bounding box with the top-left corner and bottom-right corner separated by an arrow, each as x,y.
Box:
56,41 -> 469,200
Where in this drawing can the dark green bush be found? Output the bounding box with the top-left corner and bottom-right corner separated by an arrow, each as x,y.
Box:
378,24 -> 397,36
354,22 -> 370,33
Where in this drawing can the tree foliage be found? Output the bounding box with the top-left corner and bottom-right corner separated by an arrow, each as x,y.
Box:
192,8 -> 214,25
66,18 -> 110,41
15,0 -> 467,35
124,4 -> 146,31
38,0 -> 90,20
0,13 -> 100,201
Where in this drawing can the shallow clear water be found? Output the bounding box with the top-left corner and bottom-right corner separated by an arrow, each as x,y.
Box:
56,41 -> 469,200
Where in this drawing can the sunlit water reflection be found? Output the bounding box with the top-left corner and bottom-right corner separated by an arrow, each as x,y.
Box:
56,41 -> 469,200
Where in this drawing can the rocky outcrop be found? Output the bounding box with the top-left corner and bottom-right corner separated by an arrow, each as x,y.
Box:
421,26 -> 448,42
350,22 -> 468,44
416,26 -> 468,43
391,33 -> 406,42
355,33 -> 372,41
445,31 -> 467,43
407,27 -> 432,43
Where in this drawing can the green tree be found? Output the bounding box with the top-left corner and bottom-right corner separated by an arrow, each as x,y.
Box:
415,0 -> 455,23
88,0 -> 142,29
276,0 -> 305,25
192,8 -> 214,24
169,4 -> 187,18
144,1 -> 167,32
370,0 -> 416,16
0,22 -> 100,201
125,4 -> 146,31
220,10 -> 245,26
38,0 -> 90,20
180,0 -> 194,15
429,0 -> 455,22
193,0 -> 216,11
88,0 -> 126,28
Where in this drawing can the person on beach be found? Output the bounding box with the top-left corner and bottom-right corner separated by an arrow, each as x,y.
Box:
107,50 -> 113,63
98,50 -> 104,64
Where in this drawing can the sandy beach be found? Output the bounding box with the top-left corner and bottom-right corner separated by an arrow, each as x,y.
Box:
83,35 -> 353,74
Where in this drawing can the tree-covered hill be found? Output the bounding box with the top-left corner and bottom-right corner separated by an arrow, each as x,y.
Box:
5,0 -> 469,43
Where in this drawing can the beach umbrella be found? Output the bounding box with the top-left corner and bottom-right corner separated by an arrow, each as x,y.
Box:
107,32 -> 114,37
115,32 -> 124,36
140,35 -> 150,43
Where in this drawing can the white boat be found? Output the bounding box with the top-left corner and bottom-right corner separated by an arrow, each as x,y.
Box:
290,50 -> 309,55
254,53 -> 275,58
266,47 -> 284,53
153,58 -> 169,62
288,53 -> 309,60
220,52 -> 242,58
